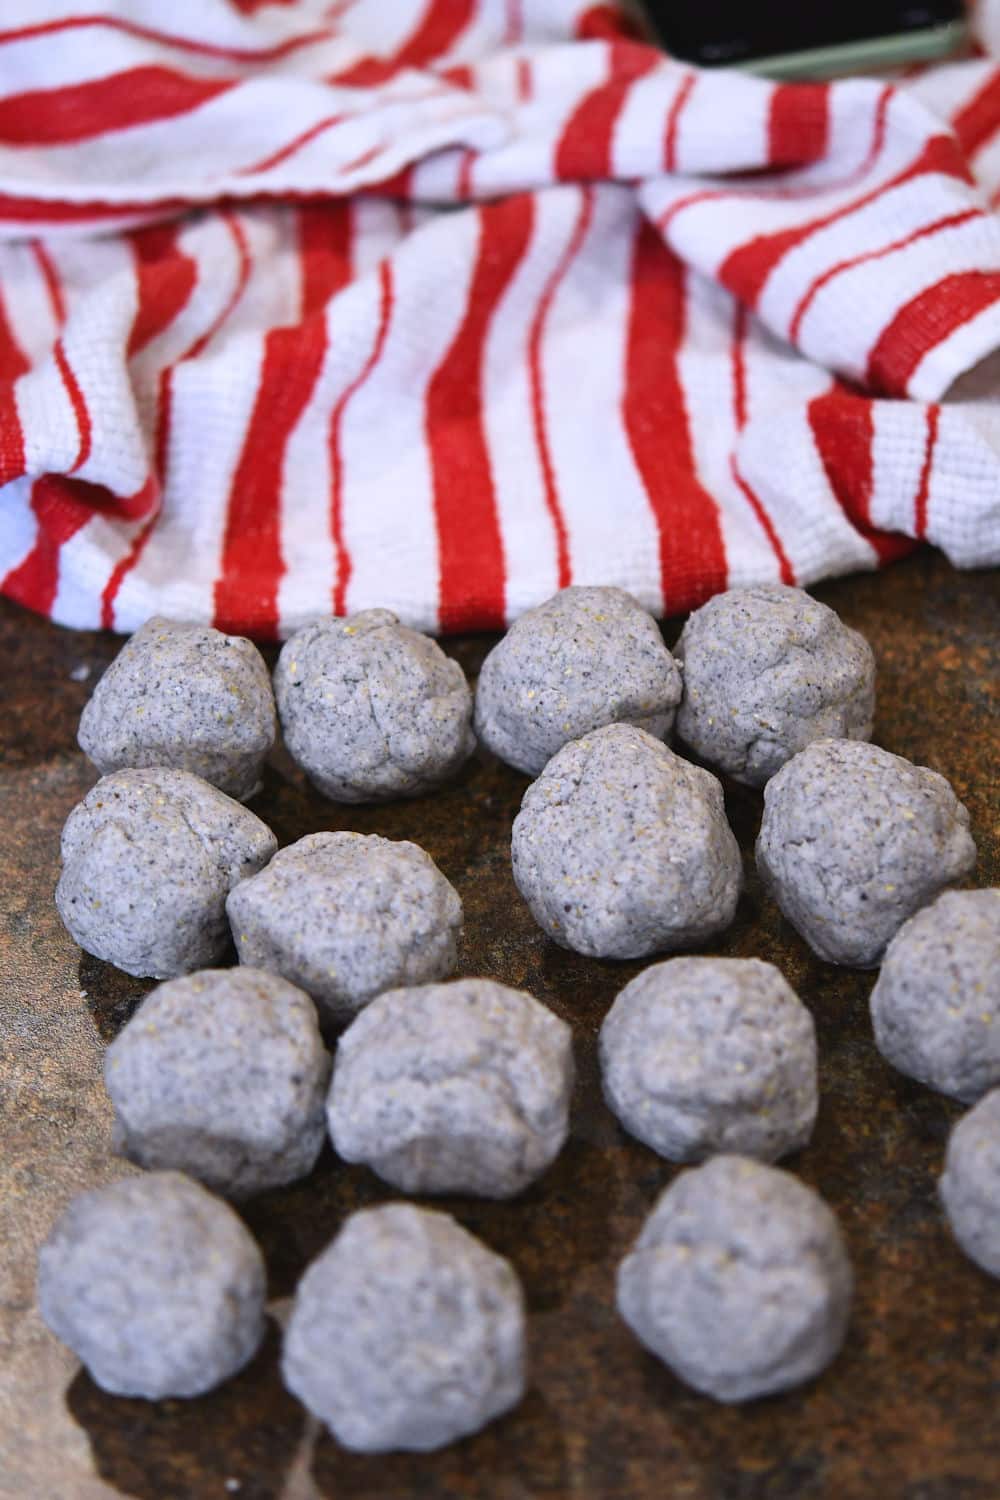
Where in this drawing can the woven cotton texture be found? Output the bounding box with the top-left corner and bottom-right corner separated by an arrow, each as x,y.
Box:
1,0 -> 999,639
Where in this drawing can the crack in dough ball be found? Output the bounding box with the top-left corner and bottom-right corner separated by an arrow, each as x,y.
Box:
475,586 -> 682,776
756,739 -> 976,968
675,586 -> 875,788
617,1156 -> 853,1402
56,768 -> 277,979
940,1089 -> 1000,1277
328,978 -> 573,1197
226,832 -> 462,1028
282,1203 -> 526,1451
78,617 -> 276,801
38,1172 -> 267,1399
274,610 -> 474,803
871,888 -> 1000,1103
512,723 -> 742,959
600,957 -> 817,1163
104,968 -> 330,1199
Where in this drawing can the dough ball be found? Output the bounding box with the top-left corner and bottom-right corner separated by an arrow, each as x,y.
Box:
512,723 -> 742,959
475,585 -> 682,776
282,1203 -> 525,1451
756,739 -> 976,968
675,585 -> 875,788
78,616 -> 276,801
939,1088 -> 1000,1277
617,1155 -> 852,1402
56,768 -> 277,979
328,977 -> 573,1197
274,610 -> 474,803
226,832 -> 462,1028
37,1172 -> 266,1399
600,957 -> 817,1163
104,968 -> 330,1198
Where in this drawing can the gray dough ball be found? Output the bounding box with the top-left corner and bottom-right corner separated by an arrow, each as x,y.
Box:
511,723 -> 742,960
475,585 -> 683,776
328,978 -> 573,1197
274,610 -> 474,803
104,968 -> 331,1199
756,739 -> 976,969
282,1202 -> 525,1451
226,832 -> 462,1028
617,1155 -> 852,1402
870,888 -> 1000,1103
939,1088 -> 1000,1276
56,768 -> 277,980
78,616 -> 276,801
37,1171 -> 266,1399
675,585 -> 875,788
600,957 -> 817,1163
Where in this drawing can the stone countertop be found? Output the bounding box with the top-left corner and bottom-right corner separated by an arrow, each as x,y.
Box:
1,547 -> 998,1500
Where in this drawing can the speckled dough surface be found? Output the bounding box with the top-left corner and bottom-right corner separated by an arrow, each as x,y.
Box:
474,586 -> 683,776
756,739 -> 976,969
37,1172 -> 267,1399
226,831 -> 462,1027
939,1089 -> 1000,1277
78,617 -> 276,801
328,977 -> 573,1197
871,889 -> 1000,1103
274,610 -> 474,803
55,768 -> 277,979
617,1155 -> 853,1403
675,585 -> 875,788
600,957 -> 817,1163
104,968 -> 330,1198
281,1203 -> 526,1452
511,723 -> 742,960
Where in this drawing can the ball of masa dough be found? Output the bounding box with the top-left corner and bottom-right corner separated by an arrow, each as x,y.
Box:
474,585 -> 683,776
282,1203 -> 525,1451
78,616 -> 276,801
37,1171 -> 267,1399
871,888 -> 1000,1102
226,831 -> 462,1028
675,585 -> 875,788
756,739 -> 976,968
939,1088 -> 1000,1277
56,768 -> 277,979
328,977 -> 573,1197
617,1155 -> 853,1402
104,968 -> 331,1199
600,957 -> 817,1163
511,722 -> 742,960
274,610 -> 474,803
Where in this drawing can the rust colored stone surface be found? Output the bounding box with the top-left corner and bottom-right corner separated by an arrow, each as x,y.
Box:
1,549 -> 998,1500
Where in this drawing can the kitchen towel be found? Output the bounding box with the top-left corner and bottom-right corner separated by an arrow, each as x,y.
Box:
1,0 -> 999,638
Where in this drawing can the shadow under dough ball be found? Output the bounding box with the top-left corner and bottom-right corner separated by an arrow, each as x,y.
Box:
226,831 -> 462,1028
274,610 -> 474,803
600,957 -> 817,1163
474,585 -> 683,776
55,768 -> 277,979
674,584 -> 875,788
104,968 -> 331,1199
617,1155 -> 853,1403
870,888 -> 1000,1103
37,1172 -> 267,1399
282,1203 -> 526,1452
512,722 -> 742,960
756,738 -> 976,968
939,1088 -> 1000,1277
78,616 -> 276,801
328,977 -> 574,1197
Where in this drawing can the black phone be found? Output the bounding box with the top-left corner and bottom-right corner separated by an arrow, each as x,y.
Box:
634,0 -> 970,78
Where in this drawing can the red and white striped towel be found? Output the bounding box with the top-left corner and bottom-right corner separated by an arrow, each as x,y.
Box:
1,0 -> 999,639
